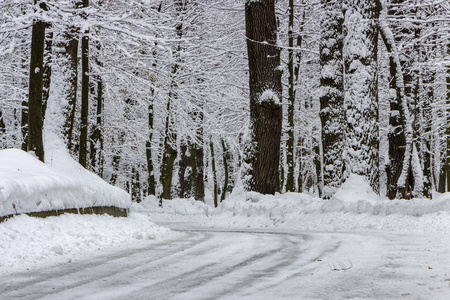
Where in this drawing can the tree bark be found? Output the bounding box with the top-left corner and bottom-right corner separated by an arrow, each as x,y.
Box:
27,0 -> 47,162
319,0 -> 345,198
244,0 -> 282,194
79,0 -> 89,168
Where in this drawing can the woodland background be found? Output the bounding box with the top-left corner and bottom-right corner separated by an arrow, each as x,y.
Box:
0,0 -> 449,203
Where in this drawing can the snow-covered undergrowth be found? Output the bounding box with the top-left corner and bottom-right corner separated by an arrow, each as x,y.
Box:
0,212 -> 170,270
138,174 -> 450,234
0,147 -> 130,217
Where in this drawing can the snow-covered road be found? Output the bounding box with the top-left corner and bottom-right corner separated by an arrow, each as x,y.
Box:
1,222 -> 449,300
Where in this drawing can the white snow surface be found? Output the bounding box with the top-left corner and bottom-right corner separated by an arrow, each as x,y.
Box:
141,174 -> 450,234
1,172 -> 450,299
0,146 -> 130,217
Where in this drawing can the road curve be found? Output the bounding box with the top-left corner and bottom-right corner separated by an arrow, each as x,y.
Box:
1,224 -> 448,299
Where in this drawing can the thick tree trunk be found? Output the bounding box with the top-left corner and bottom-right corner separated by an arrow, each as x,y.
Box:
343,0 -> 380,193
27,2 -> 46,162
319,0 -> 345,198
178,143 -> 192,198
160,96 -> 177,200
244,0 -> 282,195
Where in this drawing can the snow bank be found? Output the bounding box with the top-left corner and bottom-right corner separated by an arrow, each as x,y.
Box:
0,212 -> 171,270
0,148 -> 130,217
139,175 -> 450,234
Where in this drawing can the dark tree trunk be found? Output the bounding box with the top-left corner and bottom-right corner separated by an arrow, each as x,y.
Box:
319,0 -> 345,198
210,139 -> 218,207
27,1 -> 47,162
79,0 -> 89,168
285,0 -> 295,192
221,139 -> 230,202
89,70 -> 103,177
193,133 -> 205,201
21,99 -> 28,151
41,30 -> 52,119
146,103 -> 156,195
160,96 -> 177,200
178,143 -> 192,198
64,28 -> 80,152
244,0 -> 282,194
0,111 -> 5,149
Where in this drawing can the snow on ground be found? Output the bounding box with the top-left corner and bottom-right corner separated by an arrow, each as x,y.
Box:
0,147 -> 130,217
138,174 -> 450,235
0,212 -> 171,272
1,169 -> 450,288
0,141 -> 171,273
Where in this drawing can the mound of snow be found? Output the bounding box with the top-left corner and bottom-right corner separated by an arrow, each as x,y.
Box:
331,174 -> 381,202
0,212 -> 171,270
0,148 -> 130,217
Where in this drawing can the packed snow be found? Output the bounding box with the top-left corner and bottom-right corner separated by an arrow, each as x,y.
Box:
1,165 -> 450,298
0,147 -> 130,217
139,174 -> 450,235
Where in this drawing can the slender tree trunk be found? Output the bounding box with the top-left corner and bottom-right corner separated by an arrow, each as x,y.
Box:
79,0 -> 89,168
146,102 -> 156,195
65,28 -> 80,152
319,0 -> 345,198
210,139 -> 218,207
89,70 -> 103,177
27,0 -> 47,162
244,0 -> 282,194
221,139 -> 229,202
446,44 -> 450,191
286,0 -> 295,192
379,0 -> 415,198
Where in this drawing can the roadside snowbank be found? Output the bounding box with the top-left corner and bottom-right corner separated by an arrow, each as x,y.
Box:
139,174 -> 450,234
0,148 -> 130,217
0,212 -> 171,270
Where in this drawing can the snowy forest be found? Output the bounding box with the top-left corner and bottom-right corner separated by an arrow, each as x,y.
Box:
1,0 -> 449,203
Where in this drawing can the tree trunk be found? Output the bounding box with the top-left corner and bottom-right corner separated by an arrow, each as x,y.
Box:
221,139 -> 230,202
178,142 -> 192,198
319,0 -> 345,198
64,28 -> 80,152
244,0 -> 282,195
79,0 -> 89,168
42,30 -> 52,119
89,70 -> 103,177
343,0 -> 380,193
285,0 -> 295,192
27,0 -> 47,162
210,139 -> 218,207
146,103 -> 156,195
160,96 -> 177,199
379,0 -> 415,198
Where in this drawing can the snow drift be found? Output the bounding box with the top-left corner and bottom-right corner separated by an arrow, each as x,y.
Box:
139,174 -> 450,234
0,148 -> 130,217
